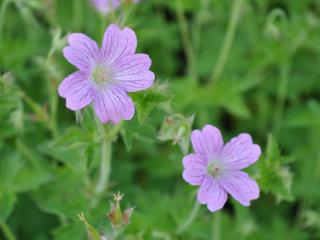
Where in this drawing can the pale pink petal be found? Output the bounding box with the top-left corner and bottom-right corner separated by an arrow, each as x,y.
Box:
91,0 -> 120,13
219,171 -> 259,206
191,125 -> 224,162
207,185 -> 228,212
113,54 -> 154,92
58,71 -> 95,111
63,33 -> 99,71
197,178 -> 228,212
93,86 -> 134,124
91,0 -> 140,14
182,154 -> 206,186
102,24 -> 137,63
219,133 -> 261,170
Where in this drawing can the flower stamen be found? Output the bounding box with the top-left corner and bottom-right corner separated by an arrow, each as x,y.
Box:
92,65 -> 111,85
207,161 -> 222,177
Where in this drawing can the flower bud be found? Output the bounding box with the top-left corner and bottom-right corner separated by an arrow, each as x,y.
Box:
107,192 -> 134,229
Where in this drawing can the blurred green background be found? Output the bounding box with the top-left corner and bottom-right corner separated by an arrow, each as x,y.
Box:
1,0 -> 320,239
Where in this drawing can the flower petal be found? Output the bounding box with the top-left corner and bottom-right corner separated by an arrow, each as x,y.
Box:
58,71 -> 95,111
191,125 -> 224,162
63,33 -> 99,71
219,171 -> 259,206
113,54 -> 154,92
197,178 -> 228,212
102,24 -> 137,63
207,185 -> 228,212
91,0 -> 120,13
182,154 -> 206,186
219,133 -> 261,170
93,86 -> 134,124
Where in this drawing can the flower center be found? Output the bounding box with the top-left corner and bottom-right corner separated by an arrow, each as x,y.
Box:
92,65 -> 111,85
207,161 -> 222,177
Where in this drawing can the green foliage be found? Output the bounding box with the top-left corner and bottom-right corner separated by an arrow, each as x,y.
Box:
257,135 -> 294,203
0,0 -> 320,239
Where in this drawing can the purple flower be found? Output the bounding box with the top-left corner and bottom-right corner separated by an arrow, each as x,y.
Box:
58,24 -> 154,124
182,125 -> 261,212
91,0 -> 140,14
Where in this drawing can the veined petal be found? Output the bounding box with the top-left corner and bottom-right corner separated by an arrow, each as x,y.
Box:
219,171 -> 259,206
93,86 -> 134,124
63,33 -> 99,71
219,133 -> 261,170
102,24 -> 137,63
113,54 -> 154,92
191,125 -> 224,162
207,184 -> 228,212
197,178 -> 228,212
58,71 -> 95,111
182,154 -> 206,186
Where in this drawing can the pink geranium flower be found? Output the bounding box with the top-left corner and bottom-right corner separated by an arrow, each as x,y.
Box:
58,24 -> 154,124
91,0 -> 140,14
182,125 -> 261,212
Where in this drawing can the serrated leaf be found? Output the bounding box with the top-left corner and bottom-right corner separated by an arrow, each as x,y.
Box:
131,82 -> 172,124
257,134 -> 294,202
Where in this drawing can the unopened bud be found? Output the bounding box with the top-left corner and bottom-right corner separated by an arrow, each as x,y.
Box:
107,192 -> 134,229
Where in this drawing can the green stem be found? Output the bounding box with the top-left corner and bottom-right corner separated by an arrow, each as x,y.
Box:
108,0 -> 118,23
0,220 -> 16,240
48,77 -> 58,137
212,212 -> 221,240
73,0 -> 83,29
175,0 -> 198,84
0,0 -> 13,45
176,200 -> 200,235
119,1 -> 137,27
192,0 -> 209,56
210,0 -> 243,85
45,33 -> 61,137
273,62 -> 290,135
95,133 -> 112,196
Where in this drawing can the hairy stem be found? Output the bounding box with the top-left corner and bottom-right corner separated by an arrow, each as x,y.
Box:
95,133 -> 112,196
176,0 -> 198,84
176,200 -> 200,235
211,211 -> 221,240
210,0 -> 243,85
0,220 -> 16,240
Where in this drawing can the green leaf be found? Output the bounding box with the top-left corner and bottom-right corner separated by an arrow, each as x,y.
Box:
53,222 -> 85,240
0,191 -> 16,221
257,134 -> 294,202
131,82 -> 172,125
39,128 -> 90,174
32,169 -> 89,219
212,81 -> 251,119
120,118 -> 157,152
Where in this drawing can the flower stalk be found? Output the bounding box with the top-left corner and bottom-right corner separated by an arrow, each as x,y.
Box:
175,0 -> 198,84
176,200 -> 200,235
95,124 -> 113,196
212,212 -> 221,240
210,0 -> 243,85
0,220 -> 16,240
